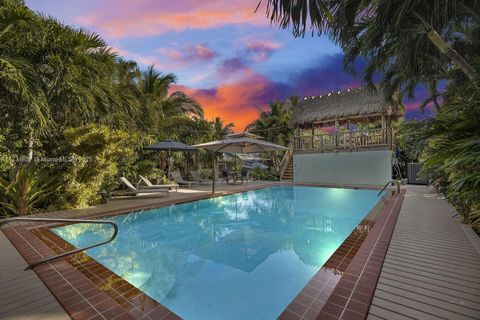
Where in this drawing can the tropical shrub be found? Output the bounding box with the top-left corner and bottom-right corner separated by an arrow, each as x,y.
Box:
249,167 -> 280,181
51,125 -> 138,209
0,166 -> 60,217
398,76 -> 480,232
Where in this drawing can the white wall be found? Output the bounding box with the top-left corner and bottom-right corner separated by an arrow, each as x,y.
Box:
294,150 -> 392,186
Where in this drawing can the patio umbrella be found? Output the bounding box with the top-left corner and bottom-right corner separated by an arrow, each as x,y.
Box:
143,140 -> 197,176
193,132 -> 287,193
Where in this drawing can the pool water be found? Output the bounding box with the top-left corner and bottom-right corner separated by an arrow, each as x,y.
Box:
54,186 -> 381,320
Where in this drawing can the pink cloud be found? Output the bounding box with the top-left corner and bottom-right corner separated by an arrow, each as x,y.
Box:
157,43 -> 218,66
111,45 -> 164,67
76,0 -> 266,39
243,39 -> 282,61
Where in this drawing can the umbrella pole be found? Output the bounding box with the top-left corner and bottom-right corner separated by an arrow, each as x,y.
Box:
168,150 -> 171,178
212,152 -> 216,194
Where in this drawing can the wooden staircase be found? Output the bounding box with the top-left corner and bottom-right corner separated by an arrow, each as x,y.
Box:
279,146 -> 294,181
281,158 -> 293,181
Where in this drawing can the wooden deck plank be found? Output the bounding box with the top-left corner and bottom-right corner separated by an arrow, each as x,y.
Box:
367,185 -> 480,320
0,232 -> 70,320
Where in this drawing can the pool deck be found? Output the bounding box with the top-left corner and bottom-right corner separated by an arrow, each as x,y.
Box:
1,183 -> 479,320
367,185 -> 480,320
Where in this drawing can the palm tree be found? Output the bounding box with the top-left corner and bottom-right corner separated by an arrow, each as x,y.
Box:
136,65 -> 203,133
210,117 -> 234,140
247,99 -> 294,168
258,0 -> 479,84
247,99 -> 293,147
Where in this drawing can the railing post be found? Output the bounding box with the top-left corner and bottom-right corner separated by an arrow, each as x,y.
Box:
349,132 -> 353,151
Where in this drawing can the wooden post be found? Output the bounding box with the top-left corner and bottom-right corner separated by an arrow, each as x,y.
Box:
311,125 -> 315,150
334,119 -> 339,149
320,133 -> 324,153
211,153 -> 216,194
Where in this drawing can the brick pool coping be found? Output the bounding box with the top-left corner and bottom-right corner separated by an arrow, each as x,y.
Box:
2,184 -> 404,320
315,189 -> 405,320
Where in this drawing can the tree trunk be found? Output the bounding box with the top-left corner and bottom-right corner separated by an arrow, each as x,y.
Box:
27,130 -> 34,162
427,30 -> 478,81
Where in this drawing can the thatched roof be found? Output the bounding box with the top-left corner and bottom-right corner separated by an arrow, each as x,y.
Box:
292,87 -> 400,126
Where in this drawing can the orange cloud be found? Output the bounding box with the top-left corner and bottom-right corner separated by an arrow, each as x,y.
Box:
76,0 -> 266,39
172,74 -> 275,131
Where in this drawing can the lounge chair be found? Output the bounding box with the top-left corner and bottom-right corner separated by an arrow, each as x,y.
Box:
110,177 -> 170,197
170,171 -> 199,188
139,175 -> 179,191
190,171 -> 211,185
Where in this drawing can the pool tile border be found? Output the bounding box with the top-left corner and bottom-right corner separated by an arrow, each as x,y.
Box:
277,190 -> 393,320
316,189 -> 405,320
2,226 -> 136,320
31,227 -> 180,320
2,183 -> 404,320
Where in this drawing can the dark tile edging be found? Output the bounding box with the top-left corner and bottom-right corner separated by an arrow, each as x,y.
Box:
2,226 -> 135,320
3,184 -> 403,320
277,191 -> 392,320
32,227 -> 181,320
316,189 -> 406,320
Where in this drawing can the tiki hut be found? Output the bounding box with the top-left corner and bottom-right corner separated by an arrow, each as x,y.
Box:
293,87 -> 403,129
291,87 -> 404,152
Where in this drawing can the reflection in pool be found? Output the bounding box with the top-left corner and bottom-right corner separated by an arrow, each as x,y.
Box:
54,186 -> 381,320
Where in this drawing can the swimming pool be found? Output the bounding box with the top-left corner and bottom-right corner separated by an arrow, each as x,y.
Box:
54,186 -> 382,320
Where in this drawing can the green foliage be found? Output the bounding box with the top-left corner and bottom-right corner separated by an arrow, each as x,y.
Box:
249,167 -> 280,181
398,76 -> 480,232
0,2 -> 241,210
0,166 -> 60,217
247,99 -> 294,170
261,1 -> 479,101
52,125 -> 138,209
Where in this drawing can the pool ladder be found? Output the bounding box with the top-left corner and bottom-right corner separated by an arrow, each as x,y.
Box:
378,179 -> 401,197
0,217 -> 118,270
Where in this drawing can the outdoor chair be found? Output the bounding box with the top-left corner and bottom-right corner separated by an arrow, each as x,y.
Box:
190,171 -> 212,185
139,175 -> 179,191
109,177 -> 170,198
170,171 -> 199,188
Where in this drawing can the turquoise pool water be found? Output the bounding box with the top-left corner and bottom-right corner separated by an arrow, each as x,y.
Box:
54,186 -> 381,320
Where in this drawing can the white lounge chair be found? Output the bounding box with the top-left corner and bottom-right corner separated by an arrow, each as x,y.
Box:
190,171 -> 211,185
139,175 -> 179,191
110,177 -> 170,197
170,171 -> 199,188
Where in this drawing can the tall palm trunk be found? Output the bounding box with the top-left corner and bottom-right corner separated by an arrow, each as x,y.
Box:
427,30 -> 478,81
27,130 -> 34,162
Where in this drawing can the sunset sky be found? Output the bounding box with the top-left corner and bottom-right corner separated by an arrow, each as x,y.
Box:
26,0 -> 431,130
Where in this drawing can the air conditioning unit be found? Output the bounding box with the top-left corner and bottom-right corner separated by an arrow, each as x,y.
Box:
407,163 -> 426,185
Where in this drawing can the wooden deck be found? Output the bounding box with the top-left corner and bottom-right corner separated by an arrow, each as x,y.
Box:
367,185 -> 480,320
2,183 -> 480,320
0,232 -> 69,320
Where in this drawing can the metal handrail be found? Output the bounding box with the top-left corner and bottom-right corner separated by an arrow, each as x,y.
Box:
0,217 -> 118,270
377,180 -> 393,197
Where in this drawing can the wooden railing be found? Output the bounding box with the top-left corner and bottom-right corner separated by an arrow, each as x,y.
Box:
294,128 -> 393,152
278,144 -> 293,178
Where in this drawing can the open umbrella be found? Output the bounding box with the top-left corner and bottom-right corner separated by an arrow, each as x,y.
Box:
193,132 -> 287,193
144,140 -> 196,177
